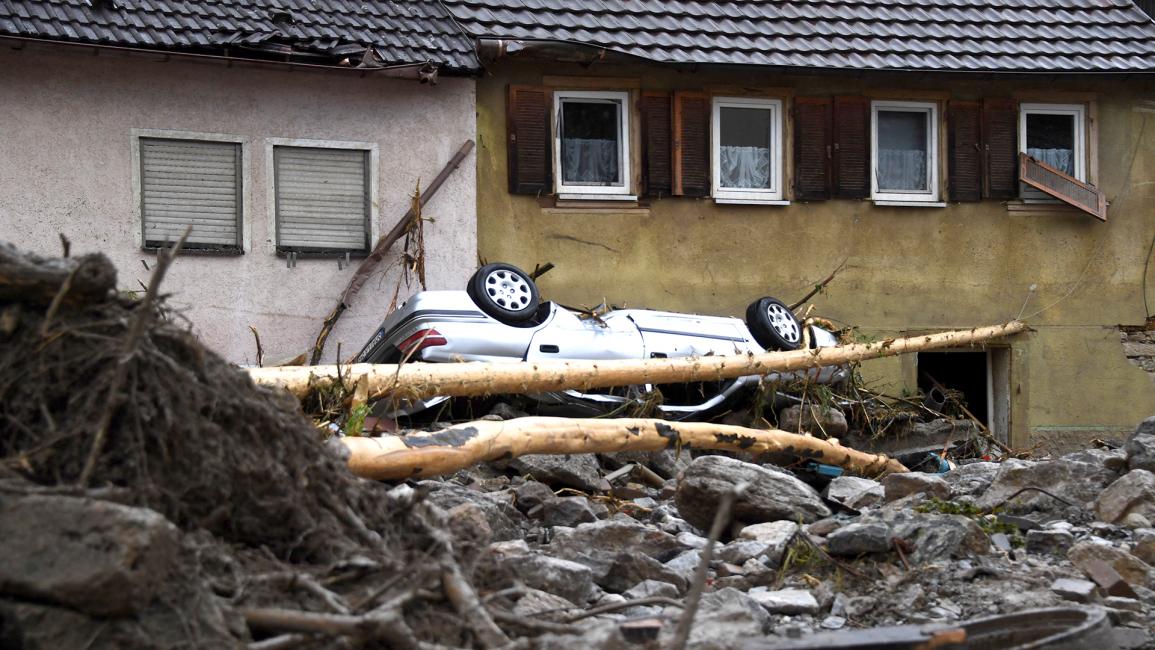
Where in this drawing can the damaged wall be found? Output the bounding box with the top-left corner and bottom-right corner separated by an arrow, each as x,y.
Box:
473,60 -> 1155,448
0,44 -> 477,363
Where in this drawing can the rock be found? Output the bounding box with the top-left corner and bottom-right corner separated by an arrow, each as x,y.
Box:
675,456 -> 830,530
446,502 -> 493,547
735,521 -> 797,567
513,588 -> 577,617
549,519 -> 683,565
600,449 -> 689,480
1062,448 -> 1128,473
541,496 -> 598,528
778,404 -> 849,437
508,454 -> 602,492
1125,417 -> 1155,472
882,473 -> 951,502
513,480 -> 555,513
1068,541 -> 1155,588
684,588 -> 770,649
0,495 -> 180,617
820,615 -> 847,630
676,531 -> 708,549
823,476 -> 884,509
1122,513 -> 1152,529
806,518 -> 841,537
975,458 -> 1118,514
718,540 -> 774,566
1133,528 -> 1155,565
748,588 -> 820,615
423,483 -> 526,541
1050,577 -> 1098,603
1094,470 -> 1155,524
827,522 -> 892,556
663,550 -> 701,584
623,579 -> 679,601
942,462 -> 1000,497
887,512 -> 988,564
505,554 -> 594,606
600,552 -> 688,594
532,622 -> 630,650
1026,528 -> 1075,556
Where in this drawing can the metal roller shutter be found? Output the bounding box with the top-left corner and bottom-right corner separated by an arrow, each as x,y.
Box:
274,147 -> 370,253
140,138 -> 242,250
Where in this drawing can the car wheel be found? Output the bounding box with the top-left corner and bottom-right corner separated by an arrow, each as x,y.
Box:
467,263 -> 541,324
745,297 -> 802,351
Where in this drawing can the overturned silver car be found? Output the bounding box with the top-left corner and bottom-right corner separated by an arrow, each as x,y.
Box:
356,263 -> 848,420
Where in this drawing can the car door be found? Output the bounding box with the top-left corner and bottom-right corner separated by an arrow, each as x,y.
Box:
525,308 -> 644,362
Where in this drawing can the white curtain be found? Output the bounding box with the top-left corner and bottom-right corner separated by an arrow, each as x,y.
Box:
720,145 -> 771,189
1027,147 -> 1074,175
562,138 -> 618,184
876,149 -> 927,191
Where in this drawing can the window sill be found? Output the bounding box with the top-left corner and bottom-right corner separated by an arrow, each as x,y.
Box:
556,193 -> 638,202
141,245 -> 243,256
714,198 -> 790,206
276,249 -> 370,259
872,200 -> 947,208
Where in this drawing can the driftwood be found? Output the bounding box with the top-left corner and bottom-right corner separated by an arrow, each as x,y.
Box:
0,242 -> 116,306
252,321 -> 1028,402
340,417 -> 909,480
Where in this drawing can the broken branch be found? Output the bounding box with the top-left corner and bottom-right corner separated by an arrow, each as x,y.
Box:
340,416 -> 907,481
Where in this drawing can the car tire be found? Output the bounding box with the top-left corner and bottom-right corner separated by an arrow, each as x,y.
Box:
745,297 -> 803,351
467,263 -> 541,324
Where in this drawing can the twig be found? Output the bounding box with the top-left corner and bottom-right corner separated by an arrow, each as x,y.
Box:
798,531 -> 862,578
442,559 -> 510,649
78,229 -> 188,487
671,481 -> 749,650
562,596 -> 684,623
529,262 -> 555,280
40,265 -> 79,337
248,634 -> 311,650
789,258 -> 847,310
249,572 -> 351,614
249,326 -> 265,368
487,609 -> 581,635
891,537 -> 912,571
241,605 -> 431,650
980,486 -> 1077,515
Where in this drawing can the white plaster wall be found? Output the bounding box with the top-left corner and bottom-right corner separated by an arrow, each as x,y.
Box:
0,44 -> 477,363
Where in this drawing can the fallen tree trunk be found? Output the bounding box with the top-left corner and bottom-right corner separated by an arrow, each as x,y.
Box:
340,417 -> 908,480
251,321 -> 1028,402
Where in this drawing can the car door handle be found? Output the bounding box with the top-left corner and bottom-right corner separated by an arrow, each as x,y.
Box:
539,344 -> 560,353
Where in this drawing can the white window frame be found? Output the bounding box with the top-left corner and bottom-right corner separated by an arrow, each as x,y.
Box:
553,90 -> 633,199
130,128 -> 251,252
1019,103 -> 1086,200
265,138 -> 379,256
710,97 -> 785,204
870,100 -> 940,204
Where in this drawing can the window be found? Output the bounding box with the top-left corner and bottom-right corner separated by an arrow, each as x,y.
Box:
711,97 -> 784,203
138,137 -> 242,251
871,100 -> 940,204
273,145 -> 372,255
1019,103 -> 1086,197
553,90 -> 633,198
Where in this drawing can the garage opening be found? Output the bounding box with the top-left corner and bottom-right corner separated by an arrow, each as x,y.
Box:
916,348 -> 1011,444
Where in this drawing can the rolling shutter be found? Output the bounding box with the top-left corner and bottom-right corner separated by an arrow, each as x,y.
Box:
641,91 -> 673,197
1020,153 -> 1106,221
833,96 -> 870,199
507,85 -> 552,195
140,138 -> 241,250
948,101 -> 983,202
274,147 -> 370,253
794,97 -> 833,200
983,98 -> 1018,199
673,91 -> 710,197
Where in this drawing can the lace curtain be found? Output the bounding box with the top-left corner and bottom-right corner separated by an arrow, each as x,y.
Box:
562,138 -> 618,184
1027,148 -> 1074,176
876,150 -> 928,191
719,145 -> 771,189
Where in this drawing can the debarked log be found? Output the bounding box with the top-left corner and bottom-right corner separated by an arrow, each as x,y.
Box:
249,321 -> 1028,402
340,417 -> 908,480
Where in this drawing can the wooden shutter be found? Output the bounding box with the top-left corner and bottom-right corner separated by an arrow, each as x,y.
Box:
274,147 -> 369,253
983,98 -> 1018,199
832,96 -> 869,199
948,101 -> 983,202
793,97 -> 833,200
641,91 -> 672,197
507,85 -> 552,195
1020,153 -> 1107,220
140,138 -> 240,250
673,91 -> 710,197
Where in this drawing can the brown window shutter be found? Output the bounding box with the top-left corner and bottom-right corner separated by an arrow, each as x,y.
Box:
948,101 -> 983,202
832,96 -> 869,199
1020,153 -> 1106,220
507,85 -> 552,195
793,97 -> 833,200
673,91 -> 710,197
641,91 -> 672,197
983,98 -> 1018,199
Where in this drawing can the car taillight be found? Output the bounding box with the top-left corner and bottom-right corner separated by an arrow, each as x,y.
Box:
397,328 -> 447,355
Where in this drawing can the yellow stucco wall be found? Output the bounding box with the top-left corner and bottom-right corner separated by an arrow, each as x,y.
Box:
475,60 -> 1155,447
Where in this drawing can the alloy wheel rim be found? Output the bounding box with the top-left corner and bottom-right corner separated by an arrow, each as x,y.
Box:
485,269 -> 531,311
766,303 -> 800,342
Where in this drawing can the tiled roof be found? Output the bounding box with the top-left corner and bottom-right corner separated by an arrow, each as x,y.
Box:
0,0 -> 479,72
443,0 -> 1155,73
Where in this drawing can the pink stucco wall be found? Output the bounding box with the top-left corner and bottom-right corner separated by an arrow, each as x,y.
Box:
0,43 -> 477,363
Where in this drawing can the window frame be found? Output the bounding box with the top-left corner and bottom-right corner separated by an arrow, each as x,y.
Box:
552,89 -> 634,199
265,138 -> 379,258
710,96 -> 785,203
1018,102 -> 1086,200
870,100 -> 941,204
130,129 -> 249,254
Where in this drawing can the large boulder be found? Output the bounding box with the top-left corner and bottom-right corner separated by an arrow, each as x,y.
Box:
422,483 -> 527,541
823,476 -> 884,510
778,404 -> 849,437
501,553 -> 595,606
974,458 -> 1117,514
1126,417 -> 1155,472
507,454 -> 603,492
1094,470 -> 1155,524
882,473 -> 951,502
1068,541 -> 1155,589
679,587 -> 770,649
675,456 -> 830,530
942,462 -> 1000,498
